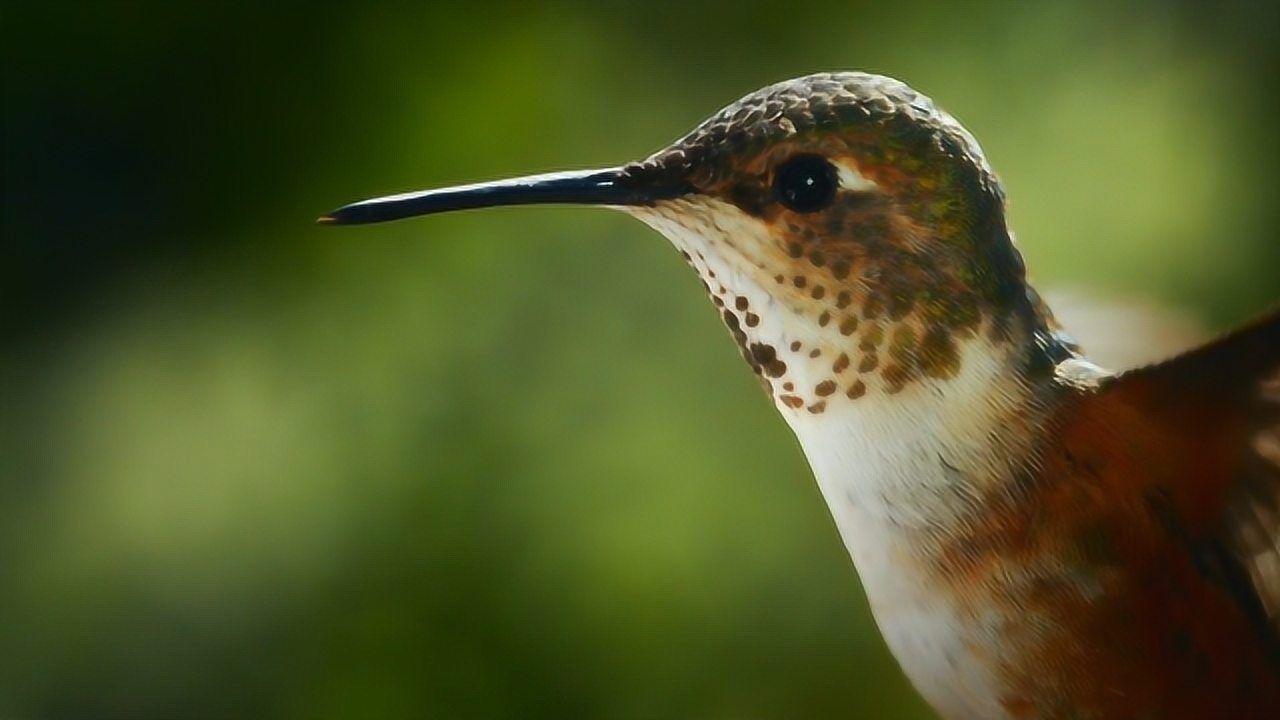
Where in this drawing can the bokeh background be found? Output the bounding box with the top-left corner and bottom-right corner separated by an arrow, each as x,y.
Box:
4,1 -> 1279,718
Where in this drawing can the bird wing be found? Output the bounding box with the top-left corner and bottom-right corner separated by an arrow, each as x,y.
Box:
1097,307 -> 1280,638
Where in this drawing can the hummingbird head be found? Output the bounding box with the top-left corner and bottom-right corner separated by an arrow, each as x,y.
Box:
323,72 -> 1062,417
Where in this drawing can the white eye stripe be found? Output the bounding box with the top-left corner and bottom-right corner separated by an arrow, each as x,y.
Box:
834,161 -> 879,192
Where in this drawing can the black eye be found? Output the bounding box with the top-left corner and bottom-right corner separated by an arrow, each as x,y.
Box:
772,155 -> 837,213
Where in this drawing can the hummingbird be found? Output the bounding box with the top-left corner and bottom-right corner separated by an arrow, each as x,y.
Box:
322,72 -> 1280,719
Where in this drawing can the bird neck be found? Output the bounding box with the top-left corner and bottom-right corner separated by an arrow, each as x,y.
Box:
786,317 -> 1059,533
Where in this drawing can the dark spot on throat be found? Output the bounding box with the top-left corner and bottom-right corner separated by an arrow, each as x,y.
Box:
749,342 -> 788,378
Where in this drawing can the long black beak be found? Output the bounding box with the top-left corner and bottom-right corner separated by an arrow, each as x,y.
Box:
319,167 -> 685,226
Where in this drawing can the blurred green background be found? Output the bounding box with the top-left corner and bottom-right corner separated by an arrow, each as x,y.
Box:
3,1 -> 1279,718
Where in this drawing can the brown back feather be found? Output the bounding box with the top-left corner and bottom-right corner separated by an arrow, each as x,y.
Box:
1100,307 -> 1280,637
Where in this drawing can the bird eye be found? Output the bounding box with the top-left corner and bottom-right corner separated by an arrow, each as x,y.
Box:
772,155 -> 838,213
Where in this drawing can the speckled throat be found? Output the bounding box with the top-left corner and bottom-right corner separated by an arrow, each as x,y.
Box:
627,193 -> 1040,416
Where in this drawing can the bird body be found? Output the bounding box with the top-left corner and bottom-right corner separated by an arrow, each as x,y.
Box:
324,72 -> 1280,719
